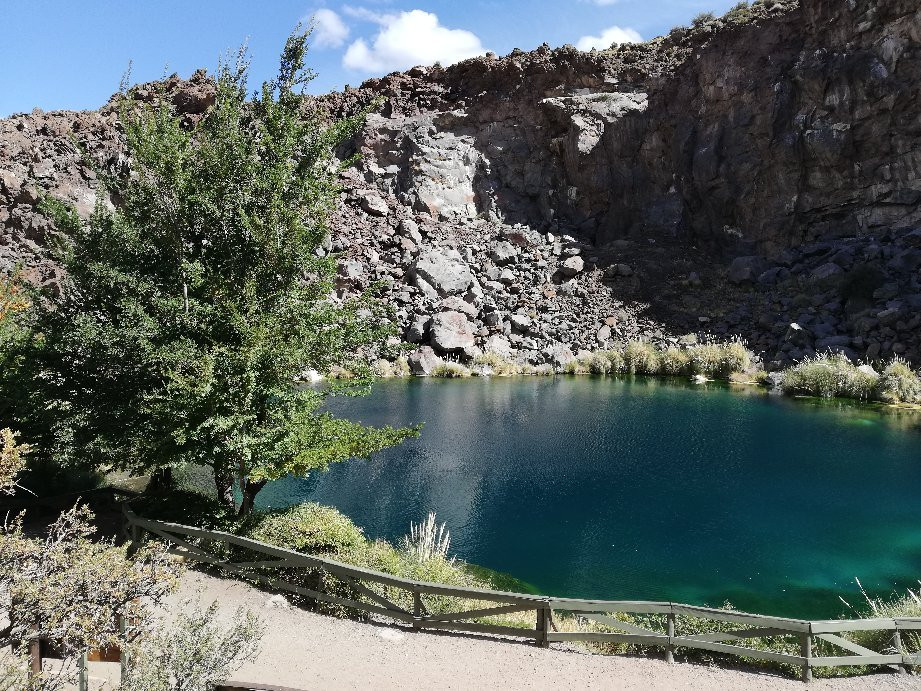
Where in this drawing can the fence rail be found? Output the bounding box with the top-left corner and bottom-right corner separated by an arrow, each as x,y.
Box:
124,507 -> 920,683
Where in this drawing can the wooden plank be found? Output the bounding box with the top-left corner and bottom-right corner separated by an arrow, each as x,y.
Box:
547,631 -> 668,646
671,605 -> 809,632
686,627 -> 794,643
228,560 -> 308,569
186,553 -> 416,623
216,684 -> 309,691
548,599 -> 671,614
817,633 -> 882,657
671,637 -> 804,665
809,654 -> 904,668
413,582 -> 544,605
415,620 -> 539,639
341,577 -> 413,616
419,602 -> 536,624
810,619 -> 896,634
894,619 -> 921,630
580,612 -> 664,637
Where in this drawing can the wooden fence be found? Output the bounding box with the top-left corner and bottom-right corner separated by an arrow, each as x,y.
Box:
124,507 -> 920,683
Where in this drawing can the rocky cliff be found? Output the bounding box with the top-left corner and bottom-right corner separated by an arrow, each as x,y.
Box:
2,0 -> 921,369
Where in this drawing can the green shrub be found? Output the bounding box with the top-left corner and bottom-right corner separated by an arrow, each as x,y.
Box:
660,347 -> 690,375
245,503 -> 367,555
473,352 -> 522,376
874,358 -> 921,404
692,11 -> 717,27
782,354 -> 878,400
430,362 -> 471,378
623,341 -> 660,374
687,344 -> 724,376
720,340 -> 752,376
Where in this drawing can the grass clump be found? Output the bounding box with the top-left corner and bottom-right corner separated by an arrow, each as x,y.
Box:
623,341 -> 660,374
660,347 -> 690,375
782,353 -> 877,400
874,358 -> 921,404
472,352 -> 523,376
430,361 -> 472,378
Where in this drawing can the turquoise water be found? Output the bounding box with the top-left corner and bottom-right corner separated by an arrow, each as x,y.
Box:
256,377 -> 921,619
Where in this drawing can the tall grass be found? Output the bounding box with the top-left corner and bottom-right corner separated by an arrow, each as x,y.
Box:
875,358 -> 921,404
565,340 -> 753,380
781,353 -> 921,404
402,512 -> 453,564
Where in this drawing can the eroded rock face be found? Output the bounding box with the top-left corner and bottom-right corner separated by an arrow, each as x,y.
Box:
3,0 -> 921,369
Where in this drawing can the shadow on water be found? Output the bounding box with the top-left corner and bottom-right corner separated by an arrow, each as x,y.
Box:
258,375 -> 921,619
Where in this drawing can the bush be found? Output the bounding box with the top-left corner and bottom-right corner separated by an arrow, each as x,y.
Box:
245,503 -> 367,555
623,341 -> 660,374
687,344 -> 724,376
430,362 -> 472,378
720,340 -> 752,376
692,11 -> 717,28
874,358 -> 921,405
782,354 -> 878,400
660,347 -> 690,375
473,352 -> 523,376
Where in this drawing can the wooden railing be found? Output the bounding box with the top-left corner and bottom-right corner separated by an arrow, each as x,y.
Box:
124,507 -> 920,683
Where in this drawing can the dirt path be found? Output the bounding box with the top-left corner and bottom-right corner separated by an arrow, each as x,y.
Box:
175,572 -> 920,691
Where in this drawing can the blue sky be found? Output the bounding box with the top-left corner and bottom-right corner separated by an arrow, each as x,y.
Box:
1,0 -> 740,117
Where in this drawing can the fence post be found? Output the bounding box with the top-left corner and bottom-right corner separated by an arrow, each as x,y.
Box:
800,628 -> 812,683
412,589 -> 422,631
536,604 -> 550,648
892,626 -> 909,675
665,610 -> 676,664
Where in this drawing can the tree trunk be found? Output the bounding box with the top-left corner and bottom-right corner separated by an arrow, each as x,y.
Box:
238,479 -> 267,516
214,466 -> 235,510
147,467 -> 174,493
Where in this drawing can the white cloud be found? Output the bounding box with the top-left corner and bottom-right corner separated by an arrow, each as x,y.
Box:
588,0 -> 620,4
343,9 -> 487,73
576,25 -> 643,51
313,8 -> 350,49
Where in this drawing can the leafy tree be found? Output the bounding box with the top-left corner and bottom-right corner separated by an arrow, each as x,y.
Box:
23,28 -> 416,513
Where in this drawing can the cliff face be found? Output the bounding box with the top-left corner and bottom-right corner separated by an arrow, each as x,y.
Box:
2,0 -> 921,368
330,0 -> 921,251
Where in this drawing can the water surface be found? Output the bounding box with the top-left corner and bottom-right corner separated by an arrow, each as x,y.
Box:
257,377 -> 921,619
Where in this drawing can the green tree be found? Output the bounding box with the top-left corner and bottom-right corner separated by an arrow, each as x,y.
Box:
24,29 -> 416,513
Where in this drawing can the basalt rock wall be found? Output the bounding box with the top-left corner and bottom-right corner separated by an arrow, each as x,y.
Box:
332,0 -> 921,252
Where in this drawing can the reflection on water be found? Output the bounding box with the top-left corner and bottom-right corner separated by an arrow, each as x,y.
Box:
258,376 -> 921,618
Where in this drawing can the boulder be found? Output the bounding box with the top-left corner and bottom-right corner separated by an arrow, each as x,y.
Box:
357,190 -> 389,217
489,241 -> 517,265
439,295 -> 478,318
728,256 -> 764,284
784,322 -> 813,348
543,344 -> 575,368
405,314 -> 432,343
407,346 -> 442,376
484,334 -> 514,357
413,250 -> 474,296
811,262 -> 843,281
559,256 -> 584,277
430,311 -> 476,352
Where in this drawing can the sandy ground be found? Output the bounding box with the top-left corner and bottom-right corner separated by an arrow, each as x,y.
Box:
96,571 -> 913,691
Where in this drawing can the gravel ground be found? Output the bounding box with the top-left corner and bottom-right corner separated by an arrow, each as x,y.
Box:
167,572 -> 920,691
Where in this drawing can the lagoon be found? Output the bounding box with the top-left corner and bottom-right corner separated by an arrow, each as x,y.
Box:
257,376 -> 921,619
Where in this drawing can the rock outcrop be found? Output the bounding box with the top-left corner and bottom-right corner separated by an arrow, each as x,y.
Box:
2,0 -> 920,368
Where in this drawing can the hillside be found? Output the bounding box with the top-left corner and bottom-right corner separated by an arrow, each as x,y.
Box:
2,0 -> 920,369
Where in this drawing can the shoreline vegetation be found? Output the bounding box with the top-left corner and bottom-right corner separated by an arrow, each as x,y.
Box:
133,478 -> 920,681
363,340 -> 921,411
